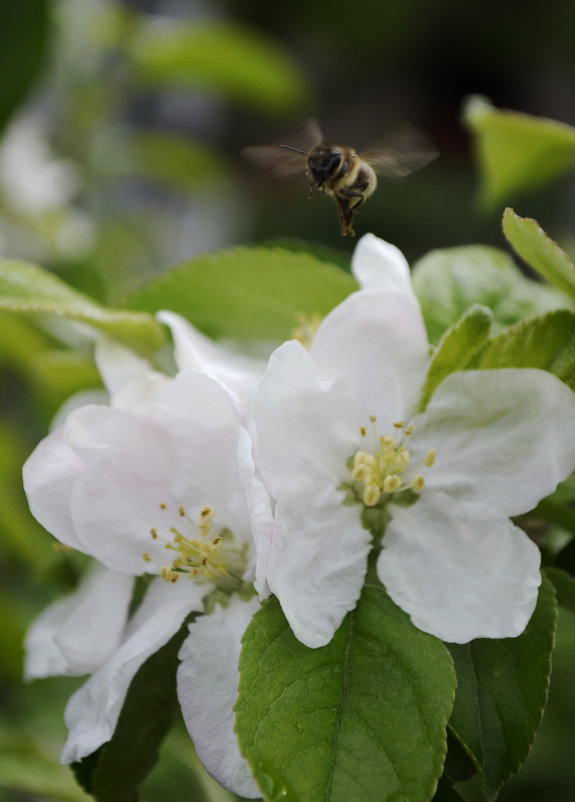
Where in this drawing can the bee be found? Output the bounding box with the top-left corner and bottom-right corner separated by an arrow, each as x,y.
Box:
243,120 -> 438,237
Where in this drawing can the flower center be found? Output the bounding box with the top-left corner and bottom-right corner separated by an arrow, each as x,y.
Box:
350,416 -> 436,507
142,503 -> 247,592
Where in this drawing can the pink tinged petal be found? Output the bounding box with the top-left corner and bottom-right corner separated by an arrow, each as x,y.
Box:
23,427 -> 86,550
249,340 -> 359,498
50,389 -> 109,432
177,596 -> 261,799
94,336 -> 158,401
377,491 -> 541,643
70,382 -> 251,573
270,483 -> 372,648
25,567 -> 133,679
237,428 -> 272,599
63,404 -> 136,455
310,290 -> 430,424
158,310 -> 265,404
411,369 -> 575,517
61,578 -> 208,764
351,233 -> 415,297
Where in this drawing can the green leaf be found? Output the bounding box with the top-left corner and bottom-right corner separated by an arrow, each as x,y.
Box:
464,96 -> 575,208
128,245 -> 357,341
555,537 -> 575,574
128,21 -> 309,115
0,2 -> 51,133
470,309 -> 575,390
236,586 -> 456,802
431,776 -> 465,801
545,568 -> 575,615
0,259 -> 165,355
411,245 -> 567,345
503,208 -> 575,300
72,622 -> 190,802
447,577 -> 557,802
0,729 -> 91,802
418,305 -> 492,410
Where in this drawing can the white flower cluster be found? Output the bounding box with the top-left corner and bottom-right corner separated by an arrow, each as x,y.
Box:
23,235 -> 575,796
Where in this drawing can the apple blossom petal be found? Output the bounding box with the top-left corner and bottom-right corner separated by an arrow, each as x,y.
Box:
25,596 -> 80,680
94,336 -> 158,400
61,577 -> 208,764
177,596 -> 261,798
49,389 -> 109,432
351,233 -> 415,296
25,566 -> 133,679
147,369 -> 241,426
63,404 -> 135,455
70,423 -> 239,572
270,482 -> 372,648
377,491 -> 541,643
23,427 -> 85,550
69,378 -> 251,573
249,340 -> 359,498
237,427 -> 272,599
310,290 -> 429,424
410,369 -> 575,517
158,310 -> 265,403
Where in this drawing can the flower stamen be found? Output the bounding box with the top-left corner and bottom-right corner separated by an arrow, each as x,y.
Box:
350,419 -> 435,506
142,502 -> 247,592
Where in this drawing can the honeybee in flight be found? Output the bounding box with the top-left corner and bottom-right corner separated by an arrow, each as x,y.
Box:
243,120 -> 438,236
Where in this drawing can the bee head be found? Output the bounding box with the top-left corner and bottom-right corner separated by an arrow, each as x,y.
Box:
307,146 -> 343,186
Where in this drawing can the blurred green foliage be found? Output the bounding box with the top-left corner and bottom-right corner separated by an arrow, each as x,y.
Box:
0,2 -> 51,134
465,97 -> 575,209
0,0 -> 574,800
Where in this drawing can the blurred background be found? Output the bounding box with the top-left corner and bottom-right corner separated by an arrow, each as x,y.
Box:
1,1 -> 575,800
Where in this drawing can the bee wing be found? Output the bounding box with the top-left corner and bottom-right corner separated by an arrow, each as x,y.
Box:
242,145 -> 307,178
361,126 -> 438,178
242,118 -> 324,178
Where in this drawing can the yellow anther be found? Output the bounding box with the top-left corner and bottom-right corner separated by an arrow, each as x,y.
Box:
159,503 -> 166,510
425,449 -> 436,468
405,425 -> 414,436
383,475 -> 402,493
150,528 -> 158,539
142,552 -> 151,562
393,421 -> 404,429
412,475 -> 425,492
179,506 -> 185,517
161,565 -> 179,583
359,426 -> 367,437
352,464 -> 368,481
398,449 -> 410,468
369,415 -> 377,423
364,486 -> 382,506
200,505 -> 215,520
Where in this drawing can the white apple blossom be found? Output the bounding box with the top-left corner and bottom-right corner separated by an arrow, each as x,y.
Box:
155,233 -> 401,408
23,338 -> 261,797
246,234 -> 575,648
24,564 -> 133,680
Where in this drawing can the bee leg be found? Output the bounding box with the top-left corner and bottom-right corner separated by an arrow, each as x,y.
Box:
336,199 -> 355,237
